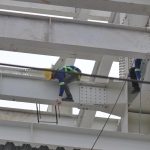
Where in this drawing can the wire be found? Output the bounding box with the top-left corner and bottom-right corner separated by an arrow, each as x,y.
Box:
0,62 -> 150,85
90,81 -> 126,150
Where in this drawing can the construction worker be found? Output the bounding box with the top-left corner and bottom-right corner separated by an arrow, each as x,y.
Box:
52,65 -> 81,102
129,58 -> 142,93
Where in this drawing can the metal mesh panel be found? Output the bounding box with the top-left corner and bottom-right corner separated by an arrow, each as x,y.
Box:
119,57 -> 129,78
79,86 -> 106,105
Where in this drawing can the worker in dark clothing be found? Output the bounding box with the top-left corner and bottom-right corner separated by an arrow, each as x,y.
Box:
129,58 -> 142,93
52,65 -> 81,102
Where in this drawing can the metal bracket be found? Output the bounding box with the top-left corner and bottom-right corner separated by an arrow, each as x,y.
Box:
36,102 -> 60,124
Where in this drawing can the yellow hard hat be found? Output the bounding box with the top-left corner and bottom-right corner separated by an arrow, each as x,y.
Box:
44,71 -> 53,80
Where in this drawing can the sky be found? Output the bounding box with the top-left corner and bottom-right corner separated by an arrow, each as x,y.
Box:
0,50 -> 120,119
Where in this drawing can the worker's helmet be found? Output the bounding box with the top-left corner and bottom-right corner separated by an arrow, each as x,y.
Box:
44,70 -> 53,80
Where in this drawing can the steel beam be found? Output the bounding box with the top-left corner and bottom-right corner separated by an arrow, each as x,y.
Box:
14,0 -> 150,16
0,0 -> 75,18
0,74 -> 126,114
77,56 -> 113,128
0,108 -> 119,130
0,15 -> 149,58
77,109 -> 96,128
0,120 -> 150,150
95,55 -> 115,83
0,1 -> 110,21
74,8 -> 90,21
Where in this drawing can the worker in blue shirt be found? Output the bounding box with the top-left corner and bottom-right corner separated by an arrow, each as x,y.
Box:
129,58 -> 142,93
52,65 -> 81,102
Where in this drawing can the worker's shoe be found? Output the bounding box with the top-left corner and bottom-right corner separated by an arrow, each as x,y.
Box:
131,87 -> 140,94
62,97 -> 74,102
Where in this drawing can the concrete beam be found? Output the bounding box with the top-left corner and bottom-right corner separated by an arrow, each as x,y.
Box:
14,0 -> 150,16
0,15 -> 149,58
0,120 -> 150,150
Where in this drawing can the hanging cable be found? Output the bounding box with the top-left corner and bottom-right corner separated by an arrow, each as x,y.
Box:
36,103 -> 40,123
0,62 -> 149,85
90,80 -> 127,150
